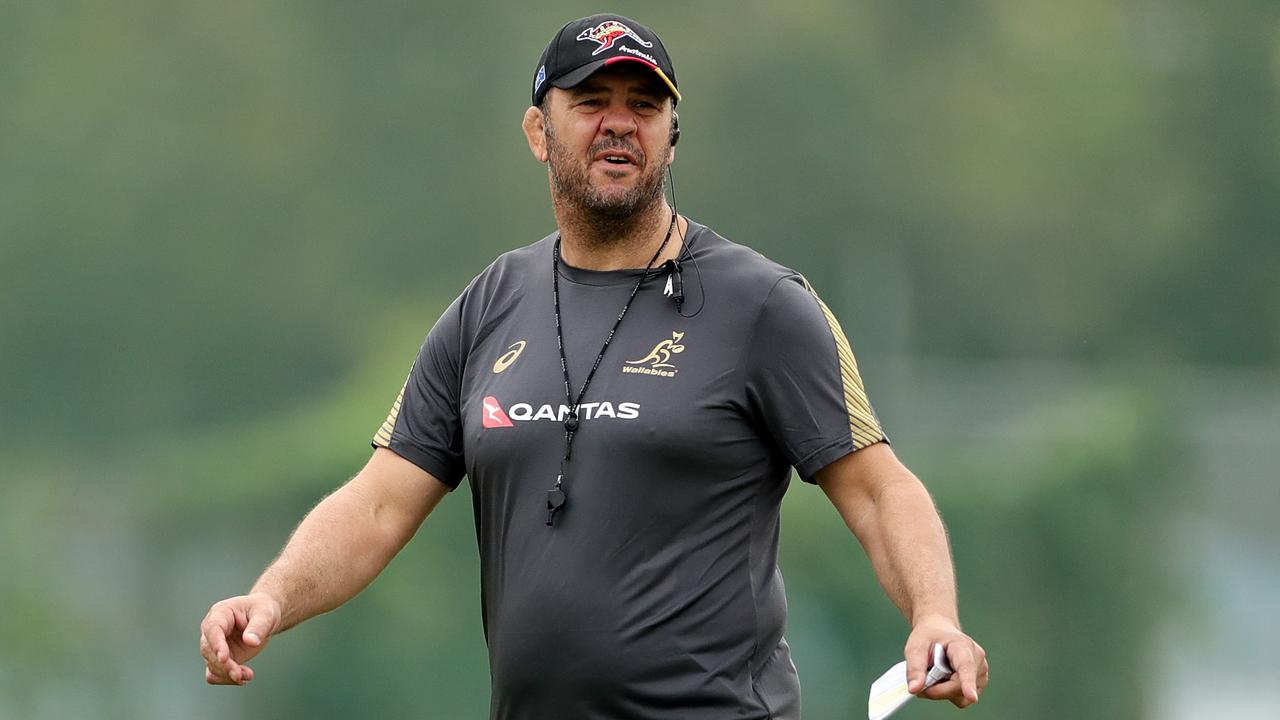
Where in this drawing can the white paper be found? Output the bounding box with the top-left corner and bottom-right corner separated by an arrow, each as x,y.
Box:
867,643 -> 953,720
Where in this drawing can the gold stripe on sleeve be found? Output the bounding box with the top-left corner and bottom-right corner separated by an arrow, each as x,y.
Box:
372,370 -> 411,447
799,276 -> 886,448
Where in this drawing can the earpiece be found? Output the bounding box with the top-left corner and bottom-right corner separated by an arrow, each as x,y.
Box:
669,112 -> 680,146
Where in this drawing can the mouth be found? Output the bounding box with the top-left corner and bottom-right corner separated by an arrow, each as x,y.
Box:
592,149 -> 639,168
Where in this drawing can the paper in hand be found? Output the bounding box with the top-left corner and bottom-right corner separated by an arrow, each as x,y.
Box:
867,642 -> 953,720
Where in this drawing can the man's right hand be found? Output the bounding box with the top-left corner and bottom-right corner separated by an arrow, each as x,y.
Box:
199,592 -> 282,685
196,451 -> 450,686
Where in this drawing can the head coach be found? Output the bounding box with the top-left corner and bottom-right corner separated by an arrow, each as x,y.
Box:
199,13 -> 989,718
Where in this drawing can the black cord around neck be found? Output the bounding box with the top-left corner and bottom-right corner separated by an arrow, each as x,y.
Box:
665,166 -> 705,318
545,210 -> 677,526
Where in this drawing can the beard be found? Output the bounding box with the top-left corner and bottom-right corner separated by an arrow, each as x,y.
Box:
544,121 -> 667,232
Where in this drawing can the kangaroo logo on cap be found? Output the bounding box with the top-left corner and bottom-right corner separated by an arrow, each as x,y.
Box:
577,20 -> 653,56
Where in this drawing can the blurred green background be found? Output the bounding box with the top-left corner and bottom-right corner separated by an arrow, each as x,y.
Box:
2,0 -> 1277,718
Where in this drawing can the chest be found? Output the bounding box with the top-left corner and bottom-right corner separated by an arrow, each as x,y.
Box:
458,282 -> 758,481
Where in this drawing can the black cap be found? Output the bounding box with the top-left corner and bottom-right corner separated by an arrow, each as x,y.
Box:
532,14 -> 681,108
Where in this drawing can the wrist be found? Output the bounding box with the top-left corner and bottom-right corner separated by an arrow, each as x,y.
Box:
910,610 -> 961,630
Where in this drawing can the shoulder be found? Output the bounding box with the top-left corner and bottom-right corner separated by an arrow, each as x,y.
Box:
433,232 -> 553,348
443,232 -> 554,327
685,220 -> 813,310
463,232 -> 554,301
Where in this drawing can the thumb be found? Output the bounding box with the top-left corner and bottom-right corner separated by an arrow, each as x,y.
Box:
242,601 -> 279,646
904,639 -> 930,694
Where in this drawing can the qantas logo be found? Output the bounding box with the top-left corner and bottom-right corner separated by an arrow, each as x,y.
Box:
481,396 -> 514,428
480,396 -> 639,429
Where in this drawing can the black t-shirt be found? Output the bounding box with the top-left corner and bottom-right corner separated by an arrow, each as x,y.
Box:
373,220 -> 886,720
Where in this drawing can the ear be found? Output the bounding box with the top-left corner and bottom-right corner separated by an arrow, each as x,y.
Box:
522,106 -> 548,163
666,108 -> 678,166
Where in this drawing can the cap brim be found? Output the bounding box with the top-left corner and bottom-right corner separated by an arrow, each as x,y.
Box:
551,57 -> 682,104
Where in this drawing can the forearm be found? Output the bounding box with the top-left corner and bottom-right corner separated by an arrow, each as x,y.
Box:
819,446 -> 987,704
856,474 -> 959,625
250,480 -> 415,632
818,444 -> 959,626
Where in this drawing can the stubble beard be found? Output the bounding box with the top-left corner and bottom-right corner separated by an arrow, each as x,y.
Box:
545,120 -> 668,243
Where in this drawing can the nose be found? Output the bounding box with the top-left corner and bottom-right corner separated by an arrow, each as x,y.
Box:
598,100 -> 638,139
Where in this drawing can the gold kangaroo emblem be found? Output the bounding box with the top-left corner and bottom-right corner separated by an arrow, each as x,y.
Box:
626,332 -> 685,369
492,340 -> 527,373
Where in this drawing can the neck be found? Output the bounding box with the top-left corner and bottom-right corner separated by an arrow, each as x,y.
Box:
555,200 -> 684,271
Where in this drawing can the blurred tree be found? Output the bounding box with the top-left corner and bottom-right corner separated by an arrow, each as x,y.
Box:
0,0 -> 1269,717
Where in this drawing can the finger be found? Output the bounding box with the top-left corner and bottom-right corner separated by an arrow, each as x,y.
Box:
209,655 -> 244,683
947,639 -> 980,704
975,644 -> 989,692
200,622 -> 247,683
200,624 -> 229,672
201,607 -> 235,665
198,634 -> 220,674
204,659 -> 234,685
918,678 -> 976,708
205,663 -> 249,686
918,677 -> 962,701
231,603 -> 250,633
904,639 -> 931,693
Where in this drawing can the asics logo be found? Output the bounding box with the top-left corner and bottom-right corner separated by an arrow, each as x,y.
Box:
492,340 -> 527,374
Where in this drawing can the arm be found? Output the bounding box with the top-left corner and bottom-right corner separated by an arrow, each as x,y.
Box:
815,442 -> 988,708
199,448 -> 451,685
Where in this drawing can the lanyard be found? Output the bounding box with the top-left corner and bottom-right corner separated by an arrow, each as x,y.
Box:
545,212 -> 677,526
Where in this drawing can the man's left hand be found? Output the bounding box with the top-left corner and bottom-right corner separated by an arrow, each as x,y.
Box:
905,614 -> 988,708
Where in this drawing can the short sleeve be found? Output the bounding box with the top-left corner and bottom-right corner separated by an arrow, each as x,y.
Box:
744,274 -> 887,483
371,295 -> 467,488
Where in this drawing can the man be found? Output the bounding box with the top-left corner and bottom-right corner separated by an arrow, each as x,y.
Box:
200,13 -> 988,718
